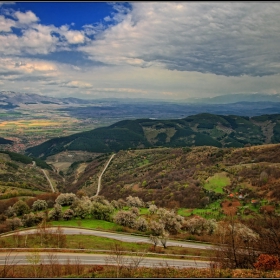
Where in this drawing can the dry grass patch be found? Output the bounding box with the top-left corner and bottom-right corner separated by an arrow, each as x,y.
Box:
222,199 -> 241,215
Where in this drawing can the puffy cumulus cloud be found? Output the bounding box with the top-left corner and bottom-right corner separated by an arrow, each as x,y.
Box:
0,15 -> 15,32
16,61 -> 57,73
0,29 -> 58,55
14,10 -> 39,24
0,11 -> 58,55
20,28 -> 58,54
79,2 -> 280,77
82,23 -> 106,37
58,24 -> 86,44
0,9 -> 87,56
0,57 -> 58,80
61,30 -> 85,44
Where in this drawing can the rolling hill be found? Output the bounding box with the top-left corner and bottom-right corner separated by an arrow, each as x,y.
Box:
25,113 -> 280,159
2,141 -> 280,217
0,150 -> 62,199
53,143 -> 280,213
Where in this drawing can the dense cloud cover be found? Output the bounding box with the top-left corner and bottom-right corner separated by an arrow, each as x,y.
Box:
0,2 -> 280,99
80,2 -> 280,77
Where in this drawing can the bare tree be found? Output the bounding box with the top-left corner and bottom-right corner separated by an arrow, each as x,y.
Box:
105,242 -> 146,278
122,250 -> 147,277
36,219 -> 52,247
46,252 -> 59,277
53,226 -> 66,248
26,251 -> 41,277
248,212 -> 280,257
12,231 -> 21,247
214,215 -> 259,269
105,243 -> 127,278
0,250 -> 19,278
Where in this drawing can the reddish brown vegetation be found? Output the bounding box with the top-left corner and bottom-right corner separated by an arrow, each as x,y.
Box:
254,254 -> 280,271
221,199 -> 241,215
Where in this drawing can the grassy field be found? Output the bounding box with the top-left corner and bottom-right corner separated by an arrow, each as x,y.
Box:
0,232 -> 213,259
0,118 -> 84,137
50,219 -> 121,231
0,116 -> 110,153
178,206 -> 223,219
203,172 -> 230,193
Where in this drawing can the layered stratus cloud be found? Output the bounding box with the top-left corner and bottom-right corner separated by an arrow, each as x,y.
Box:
80,2 -> 280,77
0,2 -> 280,99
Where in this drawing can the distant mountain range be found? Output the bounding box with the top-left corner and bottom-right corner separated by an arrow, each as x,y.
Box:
0,91 -> 94,108
186,93 -> 280,104
25,113 -> 280,159
1,91 -> 280,107
2,91 -> 280,120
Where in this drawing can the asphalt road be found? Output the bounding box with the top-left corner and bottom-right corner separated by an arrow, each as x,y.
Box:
1,227 -> 215,250
0,252 -> 211,268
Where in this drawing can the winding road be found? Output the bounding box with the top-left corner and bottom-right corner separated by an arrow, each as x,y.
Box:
95,153 -> 115,197
1,227 -> 215,250
5,154 -> 214,269
0,227 -> 214,268
0,252 -> 210,268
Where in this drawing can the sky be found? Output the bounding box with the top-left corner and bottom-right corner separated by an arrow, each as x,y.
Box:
1,1 -> 280,101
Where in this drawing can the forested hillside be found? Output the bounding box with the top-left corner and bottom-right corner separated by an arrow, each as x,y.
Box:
25,113 -> 280,159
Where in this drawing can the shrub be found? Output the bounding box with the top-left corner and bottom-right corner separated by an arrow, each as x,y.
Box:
32,199 -> 48,211
63,209 -> 75,221
254,254 -> 280,271
48,203 -> 63,221
113,210 -> 137,228
12,200 -> 30,216
55,193 -> 77,206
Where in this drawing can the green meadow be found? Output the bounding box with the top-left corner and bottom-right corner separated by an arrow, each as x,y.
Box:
204,172 -> 230,193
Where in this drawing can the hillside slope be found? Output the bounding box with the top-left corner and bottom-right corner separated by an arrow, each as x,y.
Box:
25,113 -> 280,159
56,143 -> 280,212
2,143 -> 280,215
0,151 -> 63,199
